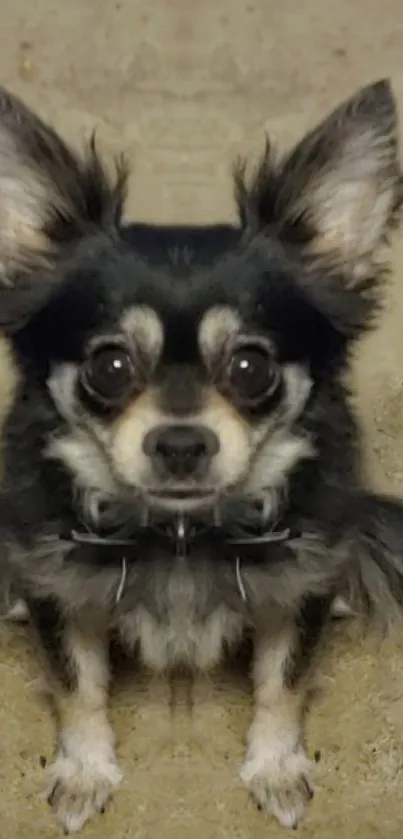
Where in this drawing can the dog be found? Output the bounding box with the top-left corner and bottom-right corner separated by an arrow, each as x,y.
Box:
0,79 -> 403,833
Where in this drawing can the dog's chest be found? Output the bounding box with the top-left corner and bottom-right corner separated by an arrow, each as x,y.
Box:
116,555 -> 246,671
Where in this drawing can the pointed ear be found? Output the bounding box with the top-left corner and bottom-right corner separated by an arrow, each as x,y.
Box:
237,80 -> 402,275
0,87 -> 128,282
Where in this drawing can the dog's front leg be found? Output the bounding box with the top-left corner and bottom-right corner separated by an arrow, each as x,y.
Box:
241,600 -> 327,829
29,598 -> 122,834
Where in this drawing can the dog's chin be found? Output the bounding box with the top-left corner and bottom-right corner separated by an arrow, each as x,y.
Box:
143,487 -> 219,515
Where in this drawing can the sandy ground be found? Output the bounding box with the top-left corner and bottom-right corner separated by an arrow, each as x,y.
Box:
2,1 -> 403,837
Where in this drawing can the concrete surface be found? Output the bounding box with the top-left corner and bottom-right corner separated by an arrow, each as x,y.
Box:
1,1 -> 403,837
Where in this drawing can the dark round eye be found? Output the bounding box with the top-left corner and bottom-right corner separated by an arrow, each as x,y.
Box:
81,343 -> 135,406
227,342 -> 280,406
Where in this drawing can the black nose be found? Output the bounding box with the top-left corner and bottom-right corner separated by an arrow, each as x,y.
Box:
143,424 -> 219,478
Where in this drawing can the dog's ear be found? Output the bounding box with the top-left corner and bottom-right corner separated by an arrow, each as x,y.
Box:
0,87 -> 127,284
237,80 -> 402,277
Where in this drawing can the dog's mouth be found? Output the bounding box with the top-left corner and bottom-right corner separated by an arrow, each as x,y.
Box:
145,487 -> 217,511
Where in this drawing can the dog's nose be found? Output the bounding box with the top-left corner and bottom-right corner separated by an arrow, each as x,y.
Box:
143,424 -> 219,478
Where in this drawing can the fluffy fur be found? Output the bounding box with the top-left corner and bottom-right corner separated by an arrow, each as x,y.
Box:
0,81 -> 402,833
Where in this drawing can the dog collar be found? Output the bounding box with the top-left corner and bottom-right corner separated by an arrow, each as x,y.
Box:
62,513 -> 297,562
56,512 -> 299,605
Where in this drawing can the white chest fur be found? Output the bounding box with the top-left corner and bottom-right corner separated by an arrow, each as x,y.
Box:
117,561 -> 245,671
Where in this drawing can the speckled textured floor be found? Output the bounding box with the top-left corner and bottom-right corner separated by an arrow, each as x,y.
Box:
2,2 -> 403,836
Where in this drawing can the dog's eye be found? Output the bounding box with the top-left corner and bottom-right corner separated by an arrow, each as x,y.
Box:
227,342 -> 280,406
81,343 -> 135,406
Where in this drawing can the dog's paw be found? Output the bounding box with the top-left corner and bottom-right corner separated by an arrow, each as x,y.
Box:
45,748 -> 123,834
240,743 -> 314,829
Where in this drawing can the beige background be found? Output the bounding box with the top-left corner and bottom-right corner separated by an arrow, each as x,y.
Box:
1,1 -> 403,837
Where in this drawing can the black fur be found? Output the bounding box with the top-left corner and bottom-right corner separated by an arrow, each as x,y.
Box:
0,80 -> 402,832
27,597 -> 78,692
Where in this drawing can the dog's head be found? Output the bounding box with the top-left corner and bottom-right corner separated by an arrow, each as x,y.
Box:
0,81 -> 401,525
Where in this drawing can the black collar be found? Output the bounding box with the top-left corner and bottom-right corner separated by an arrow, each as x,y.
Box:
59,512 -> 299,568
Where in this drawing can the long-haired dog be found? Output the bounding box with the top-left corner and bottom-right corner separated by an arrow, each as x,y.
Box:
0,80 -> 403,833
